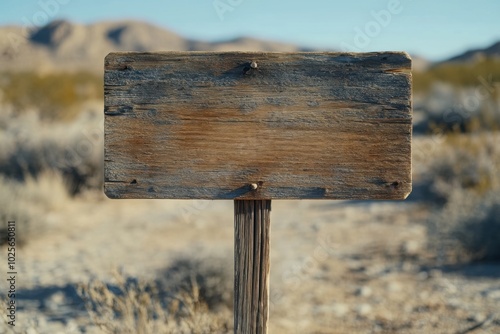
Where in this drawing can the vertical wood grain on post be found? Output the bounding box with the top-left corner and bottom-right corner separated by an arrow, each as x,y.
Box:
234,200 -> 271,334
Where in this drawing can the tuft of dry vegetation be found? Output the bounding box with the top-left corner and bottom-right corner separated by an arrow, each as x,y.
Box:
432,188 -> 500,262
0,106 -> 103,195
0,105 -> 102,246
426,133 -> 500,203
0,171 -> 71,246
157,256 -> 233,311
426,133 -> 500,263
413,58 -> 500,134
77,267 -> 232,334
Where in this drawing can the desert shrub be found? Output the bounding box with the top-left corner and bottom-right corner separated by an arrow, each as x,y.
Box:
0,71 -> 103,120
0,171 -> 71,246
426,133 -> 500,262
0,107 -> 103,195
157,256 -> 233,311
78,263 -> 232,334
428,188 -> 500,262
425,133 -> 499,205
413,58 -> 500,134
414,86 -> 500,134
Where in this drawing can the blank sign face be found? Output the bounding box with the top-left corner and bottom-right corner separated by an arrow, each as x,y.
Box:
104,52 -> 412,200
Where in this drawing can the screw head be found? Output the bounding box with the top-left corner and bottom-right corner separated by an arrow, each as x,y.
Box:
250,61 -> 258,69
250,183 -> 258,190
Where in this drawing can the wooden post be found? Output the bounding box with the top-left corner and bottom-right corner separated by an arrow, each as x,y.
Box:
234,200 -> 271,334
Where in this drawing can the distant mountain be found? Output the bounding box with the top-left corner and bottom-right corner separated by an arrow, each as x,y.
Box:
0,20 -> 304,73
444,41 -> 500,63
0,19 -> 445,73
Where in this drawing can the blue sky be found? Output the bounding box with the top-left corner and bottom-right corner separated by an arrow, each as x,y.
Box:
1,0 -> 499,61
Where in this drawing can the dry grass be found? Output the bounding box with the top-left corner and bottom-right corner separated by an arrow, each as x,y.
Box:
426,133 -> 500,203
157,257 -> 233,311
0,170 -> 71,246
413,63 -> 500,133
426,133 -> 500,262
0,105 -> 103,195
77,269 -> 232,334
0,104 -> 102,246
0,105 -> 103,247
433,188 -> 500,262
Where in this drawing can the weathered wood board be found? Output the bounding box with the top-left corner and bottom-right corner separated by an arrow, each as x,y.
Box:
104,52 -> 412,200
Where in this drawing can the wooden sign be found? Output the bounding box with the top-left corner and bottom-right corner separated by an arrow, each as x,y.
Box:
104,51 -> 412,334
104,52 -> 411,200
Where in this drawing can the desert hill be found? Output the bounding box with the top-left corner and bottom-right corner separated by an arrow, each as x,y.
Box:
2,19 -> 499,73
445,40 -> 500,63
0,20 -> 303,73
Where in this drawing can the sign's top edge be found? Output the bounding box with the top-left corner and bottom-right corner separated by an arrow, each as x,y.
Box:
105,51 -> 412,60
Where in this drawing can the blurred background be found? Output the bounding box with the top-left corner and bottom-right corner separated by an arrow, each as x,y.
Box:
0,0 -> 499,333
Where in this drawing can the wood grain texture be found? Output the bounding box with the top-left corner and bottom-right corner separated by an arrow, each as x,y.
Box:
234,200 -> 271,334
104,52 -> 412,199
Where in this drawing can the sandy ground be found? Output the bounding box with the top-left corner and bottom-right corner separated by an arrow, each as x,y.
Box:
1,191 -> 500,333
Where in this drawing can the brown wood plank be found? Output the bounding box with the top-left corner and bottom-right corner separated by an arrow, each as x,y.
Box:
104,51 -> 412,199
234,200 -> 271,334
